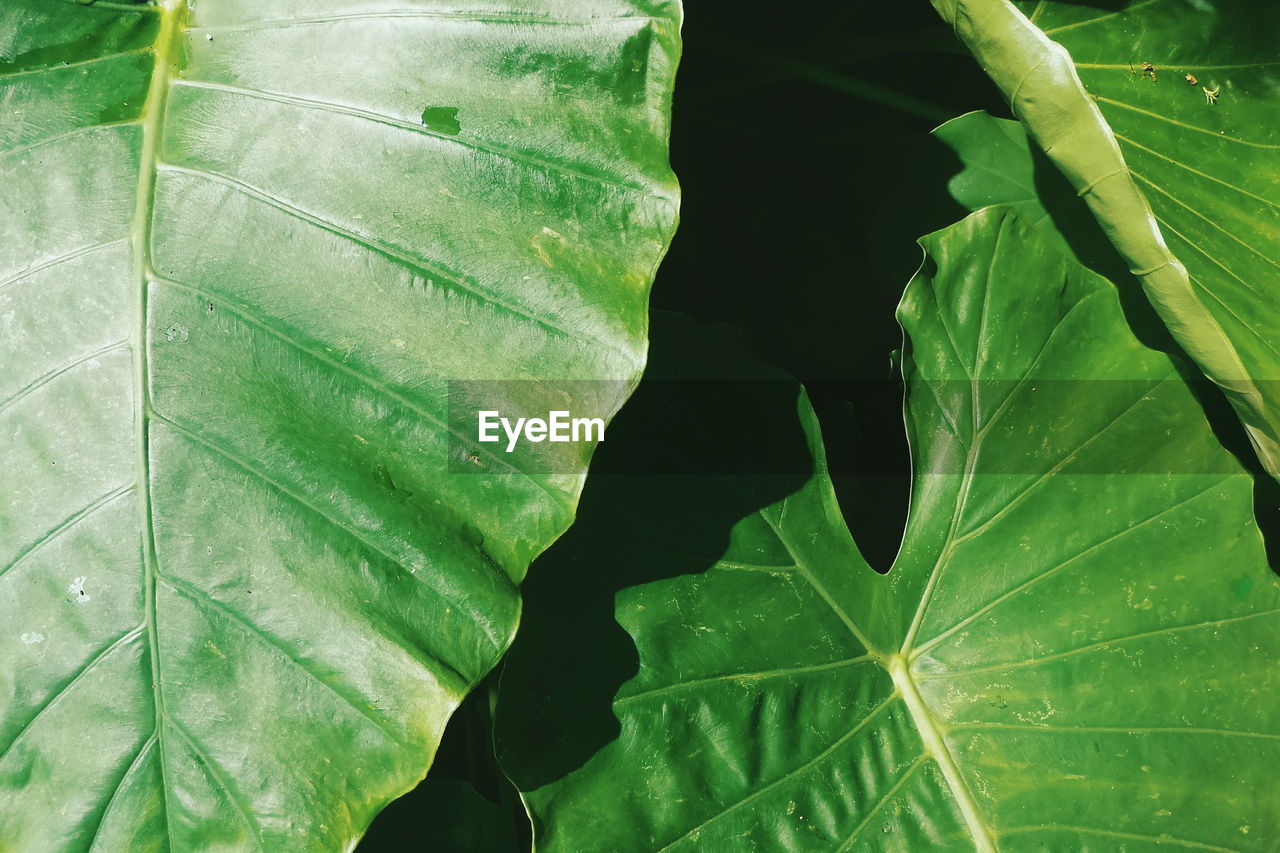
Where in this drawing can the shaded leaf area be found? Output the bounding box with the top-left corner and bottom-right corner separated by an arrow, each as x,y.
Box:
935,112 -> 1137,310
359,776 -> 517,852
359,669 -> 525,851
0,0 -> 678,849
497,210 -> 1280,851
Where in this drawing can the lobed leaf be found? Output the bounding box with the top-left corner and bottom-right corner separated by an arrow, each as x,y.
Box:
496,209 -> 1280,851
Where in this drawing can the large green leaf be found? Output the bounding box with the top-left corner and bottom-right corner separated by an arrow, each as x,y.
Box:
932,0 -> 1280,481
0,0 -> 679,848
496,209 -> 1280,850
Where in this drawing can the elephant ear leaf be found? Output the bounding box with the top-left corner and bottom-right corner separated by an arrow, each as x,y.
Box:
496,209 -> 1280,851
0,0 -> 679,848
933,0 -> 1280,482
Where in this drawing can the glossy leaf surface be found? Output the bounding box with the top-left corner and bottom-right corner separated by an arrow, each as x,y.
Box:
497,210 -> 1280,850
935,0 -> 1280,480
0,0 -> 679,848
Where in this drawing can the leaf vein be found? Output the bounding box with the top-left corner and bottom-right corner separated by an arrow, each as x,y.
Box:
171,79 -> 654,196
951,722 -> 1280,740
0,46 -> 150,82
0,238 -> 128,292
85,735 -> 157,853
165,716 -> 265,851
0,626 -> 144,766
150,410 -> 506,666
834,755 -> 929,852
160,574 -> 413,749
998,824 -> 1240,852
765,498 -> 882,657
612,655 -> 877,707
51,0 -> 155,11
1129,170 -> 1280,275
1186,277 -> 1280,363
913,476 -> 1234,659
920,605 -> 1280,680
950,374 -> 1172,547
155,163 -> 628,361
152,275 -> 570,516
1100,100 -> 1280,151
1041,0 -> 1165,36
189,10 -> 656,34
0,339 -> 129,418
655,694 -> 903,851
0,484 -> 135,583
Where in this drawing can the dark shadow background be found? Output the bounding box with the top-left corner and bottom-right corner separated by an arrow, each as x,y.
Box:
651,1 -> 1003,571
360,1 -> 1280,848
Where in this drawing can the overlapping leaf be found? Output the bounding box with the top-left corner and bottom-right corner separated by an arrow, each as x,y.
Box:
934,0 -> 1280,480
0,0 -> 679,848
496,209 -> 1280,850
935,110 -> 1181,349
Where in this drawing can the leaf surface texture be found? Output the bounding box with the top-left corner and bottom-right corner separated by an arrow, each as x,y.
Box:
0,0 -> 680,848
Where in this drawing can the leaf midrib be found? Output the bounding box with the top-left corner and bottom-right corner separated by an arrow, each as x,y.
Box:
128,0 -> 183,845
765,498 -> 999,850
888,655 -> 997,852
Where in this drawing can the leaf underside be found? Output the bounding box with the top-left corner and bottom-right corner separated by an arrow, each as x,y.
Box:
1024,0 -> 1280,472
0,0 -> 679,849
939,0 -> 1280,479
496,209 -> 1280,851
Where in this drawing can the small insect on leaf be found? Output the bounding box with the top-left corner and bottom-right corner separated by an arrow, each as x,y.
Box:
1185,73 -> 1199,86
1204,84 -> 1221,104
1134,60 -> 1158,81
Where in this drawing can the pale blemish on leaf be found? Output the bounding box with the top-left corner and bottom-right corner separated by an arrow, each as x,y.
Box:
67,576 -> 90,604
530,227 -> 565,267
